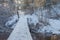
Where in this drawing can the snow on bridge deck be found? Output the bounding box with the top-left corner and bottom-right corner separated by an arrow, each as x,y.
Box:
7,15 -> 33,40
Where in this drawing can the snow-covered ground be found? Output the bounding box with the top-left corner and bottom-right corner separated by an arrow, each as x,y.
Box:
39,19 -> 60,34
7,15 -> 33,40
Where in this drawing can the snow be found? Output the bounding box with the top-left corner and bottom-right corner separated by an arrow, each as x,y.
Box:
51,4 -> 60,15
6,4 -> 60,39
49,19 -> 60,30
5,15 -> 18,27
7,15 -> 33,40
18,10 -> 25,15
5,10 -> 39,29
47,4 -> 60,18
5,10 -> 25,28
39,19 -> 60,34
37,4 -> 60,34
25,14 -> 39,25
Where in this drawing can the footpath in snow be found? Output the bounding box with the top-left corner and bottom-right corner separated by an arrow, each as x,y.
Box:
7,15 -> 33,40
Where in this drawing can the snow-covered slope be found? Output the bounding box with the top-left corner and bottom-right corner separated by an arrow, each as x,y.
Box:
7,15 -> 33,40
